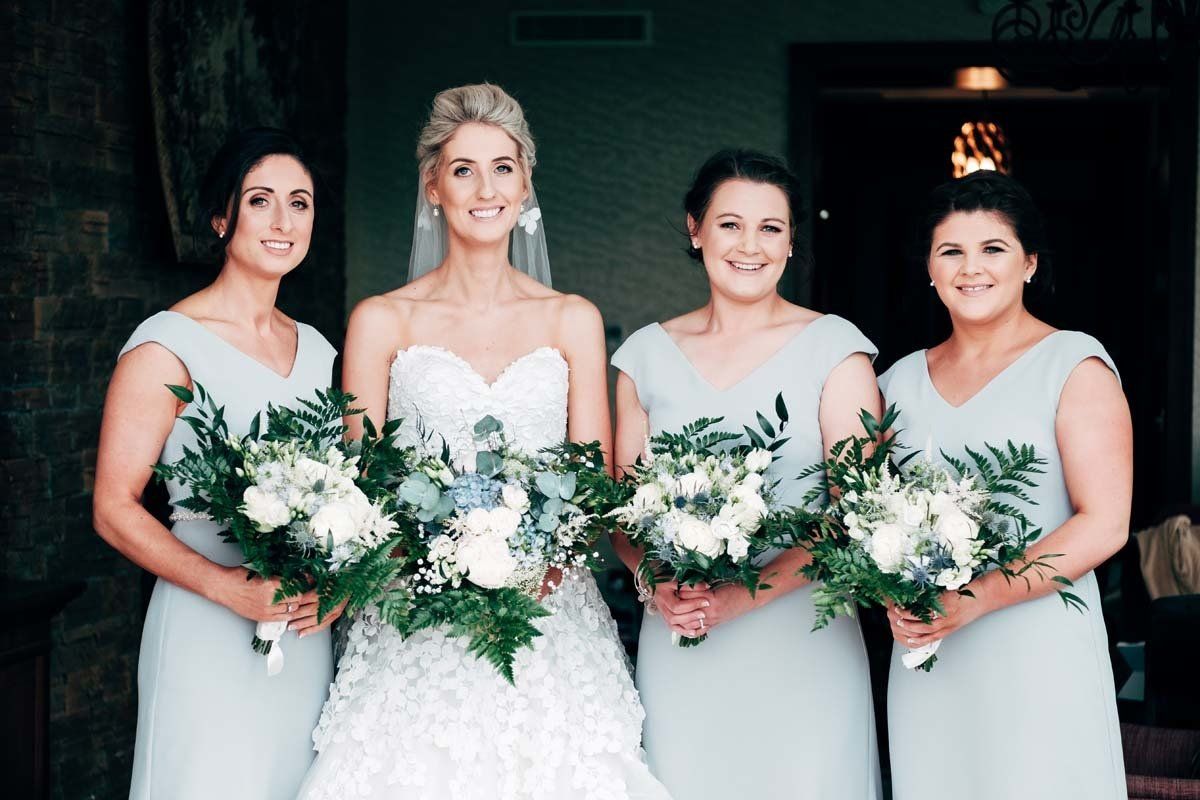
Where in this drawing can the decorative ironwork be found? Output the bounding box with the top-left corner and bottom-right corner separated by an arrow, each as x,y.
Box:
991,1 -> 1200,84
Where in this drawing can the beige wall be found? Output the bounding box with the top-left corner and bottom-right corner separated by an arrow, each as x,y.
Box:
346,0 -> 992,339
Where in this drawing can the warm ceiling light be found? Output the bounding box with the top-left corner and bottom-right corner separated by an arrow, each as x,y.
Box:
954,66 -> 1007,91
952,121 -> 1012,178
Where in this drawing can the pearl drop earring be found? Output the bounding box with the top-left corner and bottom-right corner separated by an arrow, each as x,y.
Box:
1025,276 -> 1033,284
929,280 -> 935,287
432,206 -> 440,217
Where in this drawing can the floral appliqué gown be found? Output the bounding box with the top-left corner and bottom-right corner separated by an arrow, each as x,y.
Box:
297,345 -> 672,800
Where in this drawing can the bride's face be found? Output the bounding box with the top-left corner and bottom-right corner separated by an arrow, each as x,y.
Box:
428,122 -> 528,249
689,179 -> 791,303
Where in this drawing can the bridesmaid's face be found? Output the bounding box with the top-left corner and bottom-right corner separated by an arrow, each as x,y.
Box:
217,154 -> 315,277
927,210 -> 1037,325
428,122 -> 528,249
689,179 -> 791,303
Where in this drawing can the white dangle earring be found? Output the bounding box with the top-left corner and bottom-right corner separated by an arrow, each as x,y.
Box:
929,280 -> 935,287
432,206 -> 440,217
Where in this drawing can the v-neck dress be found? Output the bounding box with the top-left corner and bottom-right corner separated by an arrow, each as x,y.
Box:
878,331 -> 1126,800
612,314 -> 882,799
119,310 -> 337,800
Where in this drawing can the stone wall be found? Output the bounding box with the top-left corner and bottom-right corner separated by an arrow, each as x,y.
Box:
0,2 -> 346,797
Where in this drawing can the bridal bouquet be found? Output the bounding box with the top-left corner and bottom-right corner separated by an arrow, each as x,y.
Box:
376,415 -> 615,683
612,395 -> 805,647
154,384 -> 407,675
798,407 -> 1083,671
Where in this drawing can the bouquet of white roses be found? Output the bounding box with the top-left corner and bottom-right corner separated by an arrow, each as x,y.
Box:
613,394 -> 804,647
798,408 -> 1084,671
376,415 -> 617,683
154,383 -> 407,674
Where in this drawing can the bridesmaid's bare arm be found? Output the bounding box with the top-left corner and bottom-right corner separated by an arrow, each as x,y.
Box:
894,357 -> 1132,647
696,352 -> 883,630
92,344 -> 311,624
557,295 -> 613,469
612,370 -> 650,573
343,296 -> 403,440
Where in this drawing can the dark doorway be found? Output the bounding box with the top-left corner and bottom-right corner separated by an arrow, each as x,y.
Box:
791,42 -> 1180,529
789,42 -> 1192,797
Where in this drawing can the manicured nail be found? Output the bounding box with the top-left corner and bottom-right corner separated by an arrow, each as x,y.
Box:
703,601 -> 711,608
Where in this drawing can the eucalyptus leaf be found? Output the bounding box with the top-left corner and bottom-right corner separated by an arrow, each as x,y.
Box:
476,451 -> 504,477
535,472 -> 559,497
558,473 -> 577,499
472,415 -> 503,440
538,513 -> 559,532
542,497 -> 563,516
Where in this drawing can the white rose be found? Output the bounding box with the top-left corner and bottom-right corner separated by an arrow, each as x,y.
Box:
935,509 -> 979,547
675,515 -> 722,558
847,526 -> 866,541
844,511 -> 859,528
901,496 -> 928,528
293,456 -> 331,488
745,448 -> 773,472
710,514 -> 740,542
739,472 -> 765,493
676,470 -> 713,498
726,531 -> 751,561
951,540 -> 976,569
868,522 -> 908,573
456,533 -> 517,589
935,566 -> 973,590
487,506 -> 522,538
242,485 -> 291,531
884,492 -> 910,522
310,502 -> 359,548
429,534 -> 457,561
501,484 -> 530,512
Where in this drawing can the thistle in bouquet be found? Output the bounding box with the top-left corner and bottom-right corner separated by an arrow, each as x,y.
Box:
153,383 -> 409,674
797,406 -> 1085,671
612,393 -> 807,647
376,415 -> 614,683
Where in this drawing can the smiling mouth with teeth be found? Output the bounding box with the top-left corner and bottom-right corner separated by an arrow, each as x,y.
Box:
728,260 -> 766,272
956,284 -> 994,294
469,207 -> 504,219
262,240 -> 293,252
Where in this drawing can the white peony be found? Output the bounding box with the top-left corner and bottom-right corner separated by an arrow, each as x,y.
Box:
487,506 -> 522,538
310,501 -> 359,548
292,456 -> 332,489
868,522 -> 909,573
935,509 -> 979,547
457,533 -> 517,589
631,483 -> 667,514
847,526 -> 866,541
464,507 -> 492,536
243,485 -> 291,531
745,448 -> 773,472
900,496 -> 928,528
501,484 -> 530,512
676,515 -> 722,558
429,534 -> 457,561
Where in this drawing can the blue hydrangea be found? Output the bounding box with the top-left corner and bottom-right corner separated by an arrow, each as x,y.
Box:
448,472 -> 502,511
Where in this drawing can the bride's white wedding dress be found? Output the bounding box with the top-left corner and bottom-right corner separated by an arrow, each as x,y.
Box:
297,345 -> 671,800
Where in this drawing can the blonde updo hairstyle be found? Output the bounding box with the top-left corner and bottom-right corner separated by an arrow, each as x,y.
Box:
416,83 -> 537,195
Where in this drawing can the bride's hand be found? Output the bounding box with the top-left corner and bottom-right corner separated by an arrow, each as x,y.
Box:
655,581 -> 714,638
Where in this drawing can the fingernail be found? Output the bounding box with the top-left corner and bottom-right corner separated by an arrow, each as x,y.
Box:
703,601 -> 711,608
288,623 -> 297,631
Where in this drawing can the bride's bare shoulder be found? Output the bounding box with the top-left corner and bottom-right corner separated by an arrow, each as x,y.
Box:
346,292 -> 417,351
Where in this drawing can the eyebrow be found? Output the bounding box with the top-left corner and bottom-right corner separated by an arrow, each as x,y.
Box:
448,156 -> 518,165
937,237 -> 1011,249
242,186 -> 313,197
715,212 -> 788,225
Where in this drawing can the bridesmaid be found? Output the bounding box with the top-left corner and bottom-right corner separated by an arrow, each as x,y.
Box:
612,149 -> 882,798
93,128 -> 338,799
880,170 -> 1129,800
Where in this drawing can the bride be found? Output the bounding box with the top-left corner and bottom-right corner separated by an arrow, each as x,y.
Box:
296,84 -> 671,800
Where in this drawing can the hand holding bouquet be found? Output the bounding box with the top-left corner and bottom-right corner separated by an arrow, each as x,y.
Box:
798,407 -> 1084,671
154,384 -> 407,674
613,394 -> 805,647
